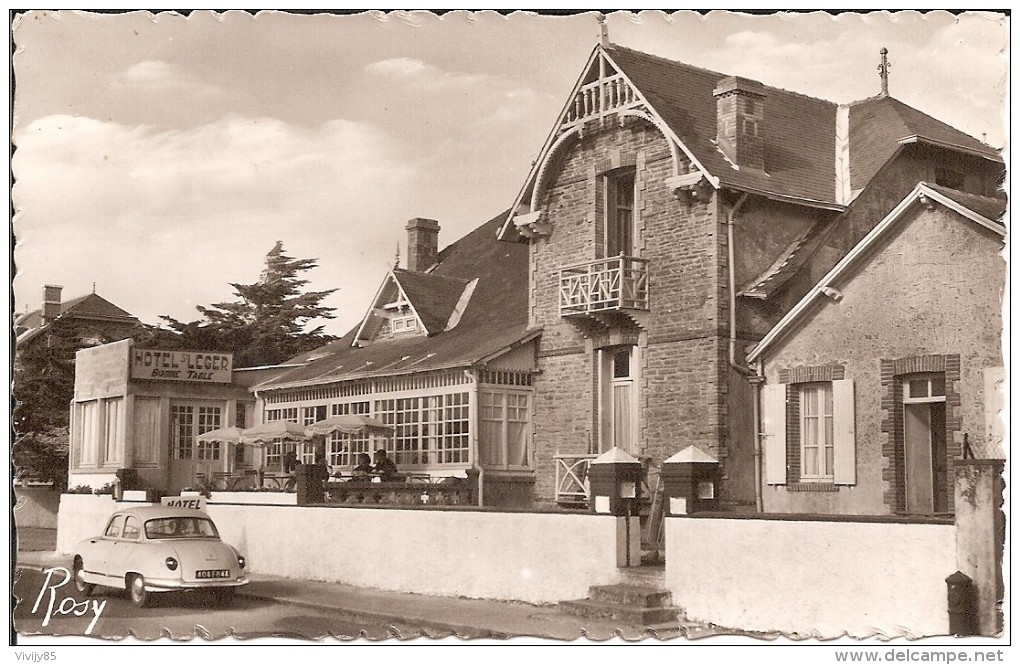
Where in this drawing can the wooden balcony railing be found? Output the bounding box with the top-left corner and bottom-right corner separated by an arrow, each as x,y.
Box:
559,256 -> 649,317
563,74 -> 638,126
554,453 -> 597,506
323,478 -> 476,507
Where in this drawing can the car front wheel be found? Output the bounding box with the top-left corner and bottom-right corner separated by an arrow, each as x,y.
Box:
73,558 -> 95,595
127,574 -> 149,608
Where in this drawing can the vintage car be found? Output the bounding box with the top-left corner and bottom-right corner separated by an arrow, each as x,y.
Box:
73,506 -> 248,608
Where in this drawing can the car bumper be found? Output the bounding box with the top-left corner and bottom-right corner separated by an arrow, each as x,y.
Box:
144,576 -> 249,592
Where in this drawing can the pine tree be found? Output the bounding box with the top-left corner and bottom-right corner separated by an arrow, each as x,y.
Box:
157,242 -> 338,367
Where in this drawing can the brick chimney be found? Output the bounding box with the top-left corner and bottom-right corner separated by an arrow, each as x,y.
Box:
42,284 -> 63,325
713,76 -> 767,172
405,218 -> 440,272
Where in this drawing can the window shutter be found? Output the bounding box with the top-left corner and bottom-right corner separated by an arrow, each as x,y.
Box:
984,367 -> 1005,456
762,384 -> 787,485
832,378 -> 856,485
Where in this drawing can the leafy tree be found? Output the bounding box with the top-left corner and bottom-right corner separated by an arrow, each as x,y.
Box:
157,242 -> 338,367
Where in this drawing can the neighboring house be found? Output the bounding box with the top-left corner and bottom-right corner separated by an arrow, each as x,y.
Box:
746,183 -> 1006,515
15,285 -> 144,352
495,42 -> 1004,507
252,214 -> 539,506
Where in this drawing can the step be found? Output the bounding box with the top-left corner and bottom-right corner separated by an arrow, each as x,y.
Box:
588,583 -> 672,608
559,599 -> 679,626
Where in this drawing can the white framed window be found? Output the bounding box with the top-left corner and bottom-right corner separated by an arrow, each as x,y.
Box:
265,407 -> 300,469
328,401 -> 372,467
375,392 -> 470,467
75,400 -> 100,467
903,375 -> 946,403
132,397 -> 160,465
799,383 -> 834,481
170,404 -> 221,461
763,377 -> 856,486
480,390 -> 531,469
102,398 -> 123,465
391,314 -> 418,334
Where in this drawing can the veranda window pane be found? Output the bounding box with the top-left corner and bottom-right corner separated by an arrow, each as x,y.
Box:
909,379 -> 928,399
930,377 -> 945,396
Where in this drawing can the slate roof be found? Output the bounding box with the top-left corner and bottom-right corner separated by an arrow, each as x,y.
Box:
257,210 -> 531,391
391,269 -> 469,334
925,183 -> 1007,222
848,95 -> 1002,192
748,181 -> 1007,363
15,292 -> 137,331
607,45 -> 840,205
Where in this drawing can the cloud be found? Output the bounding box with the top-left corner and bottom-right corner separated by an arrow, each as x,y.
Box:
112,60 -> 223,96
365,57 -> 490,92
12,113 -> 418,333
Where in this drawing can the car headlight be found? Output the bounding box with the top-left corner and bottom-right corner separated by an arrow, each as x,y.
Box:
237,554 -> 246,569
165,557 -> 179,571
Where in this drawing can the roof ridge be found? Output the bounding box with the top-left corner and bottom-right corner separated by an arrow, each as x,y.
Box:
392,268 -> 469,285
606,43 -> 836,107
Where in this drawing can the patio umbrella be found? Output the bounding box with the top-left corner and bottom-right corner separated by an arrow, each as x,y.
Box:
304,414 -> 393,438
195,426 -> 245,444
239,421 -> 309,445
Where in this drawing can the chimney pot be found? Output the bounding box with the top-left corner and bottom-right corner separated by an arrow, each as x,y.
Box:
42,284 -> 63,326
405,218 -> 440,272
713,76 -> 767,172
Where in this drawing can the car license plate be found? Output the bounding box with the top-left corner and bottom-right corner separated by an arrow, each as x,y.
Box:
196,569 -> 230,579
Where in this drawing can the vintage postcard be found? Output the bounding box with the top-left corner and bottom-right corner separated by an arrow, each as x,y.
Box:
10,8 -> 1009,657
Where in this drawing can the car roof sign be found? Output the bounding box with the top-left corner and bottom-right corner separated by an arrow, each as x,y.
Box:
160,496 -> 207,511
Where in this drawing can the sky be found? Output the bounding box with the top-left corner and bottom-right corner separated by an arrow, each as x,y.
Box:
10,9 -> 1009,338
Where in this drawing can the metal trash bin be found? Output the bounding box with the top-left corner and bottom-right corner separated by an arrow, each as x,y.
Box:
946,570 -> 977,636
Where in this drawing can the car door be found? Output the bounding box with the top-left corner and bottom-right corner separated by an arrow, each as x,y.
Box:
107,515 -> 143,581
82,515 -> 124,584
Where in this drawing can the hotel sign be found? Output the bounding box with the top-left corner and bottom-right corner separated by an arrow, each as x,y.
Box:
131,349 -> 233,383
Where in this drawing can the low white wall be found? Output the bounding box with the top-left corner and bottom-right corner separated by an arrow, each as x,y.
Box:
665,516 -> 957,638
52,495 -> 622,604
14,487 -> 61,529
207,505 -> 621,603
56,494 -> 118,554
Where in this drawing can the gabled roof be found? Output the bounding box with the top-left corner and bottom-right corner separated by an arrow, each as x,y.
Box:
500,43 -> 1002,241
747,182 -> 1006,363
848,95 -> 1003,192
607,45 -> 839,206
15,292 -> 137,330
257,210 -> 532,391
391,269 -> 469,335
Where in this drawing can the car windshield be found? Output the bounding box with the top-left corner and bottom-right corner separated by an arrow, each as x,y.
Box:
144,517 -> 219,540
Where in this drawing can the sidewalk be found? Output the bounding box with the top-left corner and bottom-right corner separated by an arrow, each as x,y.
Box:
15,547 -> 712,642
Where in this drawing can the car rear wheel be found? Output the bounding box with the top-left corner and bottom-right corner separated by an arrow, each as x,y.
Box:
73,558 -> 95,595
127,574 -> 149,608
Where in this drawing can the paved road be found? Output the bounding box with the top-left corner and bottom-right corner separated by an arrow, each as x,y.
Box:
13,567 -> 408,642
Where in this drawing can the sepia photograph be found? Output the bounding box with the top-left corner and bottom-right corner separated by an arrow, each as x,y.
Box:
9,8 -> 1009,656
